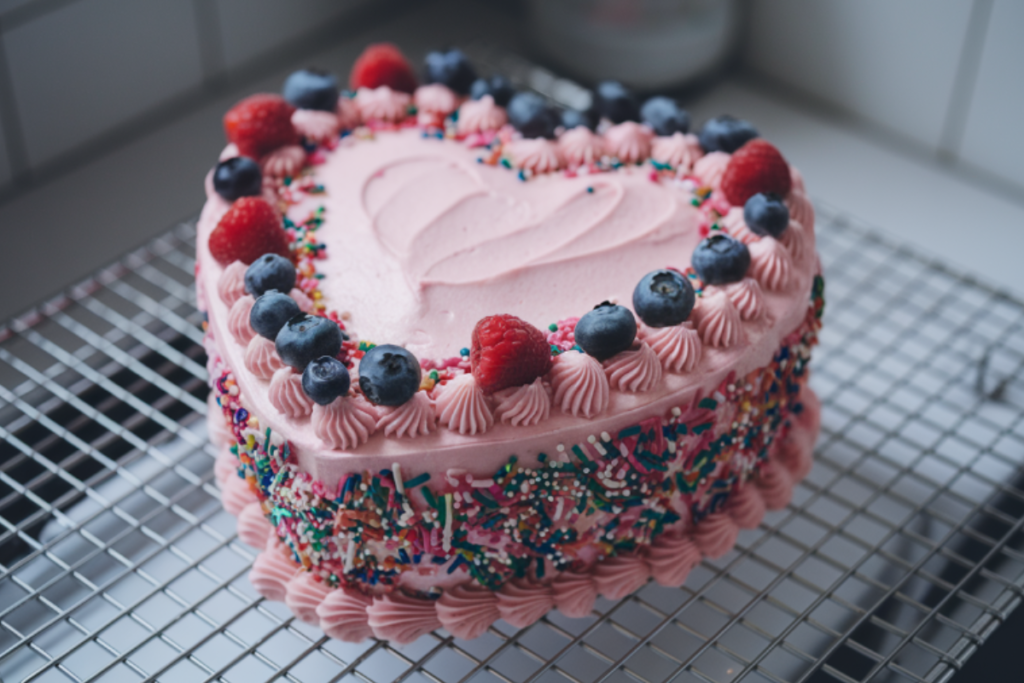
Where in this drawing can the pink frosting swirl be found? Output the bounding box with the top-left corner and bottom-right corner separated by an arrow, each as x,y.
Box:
720,207 -> 762,245
786,191 -> 815,231
508,138 -> 562,174
640,322 -> 702,374
496,580 -> 553,629
603,341 -> 662,393
312,396 -> 377,450
436,585 -> 500,640
557,126 -> 605,167
749,237 -> 794,292
693,290 -> 742,348
367,592 -> 441,644
692,512 -> 739,559
651,132 -> 703,171
261,145 -> 306,178
292,109 -> 340,145
727,483 -> 767,530
552,571 -> 597,618
376,390 -> 437,438
237,501 -> 272,549
222,473 -> 255,516
208,392 -> 231,448
317,587 -> 373,642
693,151 -> 731,190
493,377 -> 551,427
436,373 -> 493,435
336,95 -> 362,130
228,295 -> 255,345
724,278 -> 766,322
603,121 -> 653,164
214,446 -> 237,486
457,95 -> 507,135
790,166 -> 806,194
778,428 -> 813,480
269,367 -> 314,419
415,83 -> 458,115
245,335 -> 284,380
355,86 -> 410,123
646,534 -> 701,587
285,573 -> 330,625
593,554 -> 651,600
781,219 -> 810,264
756,459 -> 793,510
289,287 -> 315,313
250,542 -> 298,602
219,143 -> 239,161
217,261 -> 247,306
550,351 -> 609,418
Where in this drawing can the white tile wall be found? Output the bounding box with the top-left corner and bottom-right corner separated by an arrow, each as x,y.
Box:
2,0 -> 204,167
744,0 -> 974,151
958,0 -> 1024,189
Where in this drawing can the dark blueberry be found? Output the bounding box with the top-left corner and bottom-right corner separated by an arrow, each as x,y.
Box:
743,192 -> 790,238
244,253 -> 296,297
470,74 -> 515,107
560,107 -> 597,131
698,115 -> 759,153
595,81 -> 640,124
250,290 -> 301,341
632,270 -> 696,328
213,157 -> 262,201
275,313 -> 343,370
301,356 -> 351,405
692,234 -> 751,285
574,302 -> 637,361
283,68 -> 339,112
424,48 -> 477,95
358,344 -> 421,406
506,91 -> 560,139
640,96 -> 691,136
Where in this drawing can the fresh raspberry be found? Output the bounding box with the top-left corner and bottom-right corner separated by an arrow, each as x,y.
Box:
208,197 -> 291,266
720,139 -> 792,207
223,94 -> 298,159
470,314 -> 553,394
350,43 -> 418,94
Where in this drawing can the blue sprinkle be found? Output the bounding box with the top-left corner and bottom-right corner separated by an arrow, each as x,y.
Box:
460,347 -> 470,357
586,186 -> 594,193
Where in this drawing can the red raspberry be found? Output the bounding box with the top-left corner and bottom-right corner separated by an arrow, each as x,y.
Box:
471,315 -> 553,395
350,43 -> 418,94
223,94 -> 298,159
208,197 -> 291,266
720,139 -> 792,207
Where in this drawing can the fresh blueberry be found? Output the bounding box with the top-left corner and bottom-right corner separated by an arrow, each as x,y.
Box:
561,107 -> 597,131
424,48 -> 477,95
506,91 -> 560,139
250,290 -> 300,341
283,68 -> 339,112
632,270 -> 696,328
640,96 -> 691,136
470,74 -> 515,107
692,234 -> 751,285
213,157 -> 262,201
595,81 -> 640,124
698,115 -> 759,153
244,253 -> 296,297
358,344 -> 421,406
301,356 -> 351,405
574,302 -> 637,361
275,313 -> 343,370
743,192 -> 790,238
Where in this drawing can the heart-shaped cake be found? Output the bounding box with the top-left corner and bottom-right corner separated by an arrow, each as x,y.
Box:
200,45 -> 823,643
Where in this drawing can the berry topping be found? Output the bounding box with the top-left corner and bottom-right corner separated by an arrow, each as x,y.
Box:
575,303 -> 637,361
350,43 -> 418,93
692,234 -> 751,285
223,94 -> 298,159
698,115 -> 759,153
302,356 -> 351,405
633,270 -> 696,328
640,96 -> 690,136
424,48 -> 477,95
743,192 -> 790,238
470,314 -> 553,395
595,81 -> 639,124
208,197 -> 290,266
358,344 -> 421,406
283,68 -> 339,112
561,107 -> 597,131
244,253 -> 296,297
507,92 -> 560,139
275,313 -> 343,371
213,156 -> 262,201
470,74 -> 515,107
720,139 -> 792,206
250,290 -> 300,340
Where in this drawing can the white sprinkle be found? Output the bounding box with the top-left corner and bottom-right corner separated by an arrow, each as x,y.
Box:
392,463 -> 405,495
672,407 -> 682,417
344,538 -> 355,572
471,478 -> 494,488
556,443 -> 565,452
443,494 -> 453,553
601,431 -> 611,442
554,498 -> 564,521
594,442 -> 608,456
587,435 -> 597,444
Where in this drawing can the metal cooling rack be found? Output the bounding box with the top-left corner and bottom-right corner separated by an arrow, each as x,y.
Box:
0,201 -> 1023,683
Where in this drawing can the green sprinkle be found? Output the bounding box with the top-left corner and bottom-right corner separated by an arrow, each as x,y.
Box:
548,323 -> 558,332
690,197 -> 700,206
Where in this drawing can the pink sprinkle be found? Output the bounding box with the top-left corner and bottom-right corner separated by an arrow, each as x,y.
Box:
648,170 -> 659,183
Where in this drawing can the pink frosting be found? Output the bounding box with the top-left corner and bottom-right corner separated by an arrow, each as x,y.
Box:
217,261 -> 247,306
228,295 -> 255,345
790,166 -> 806,194
237,501 -> 272,548
415,84 -> 458,115
693,151 -> 731,190
456,95 -> 507,135
692,512 -> 739,559
749,238 -> 794,292
245,335 -> 284,380
593,554 -> 651,600
787,190 -> 814,231
646,534 -> 701,587
603,342 -> 662,393
756,459 -> 793,510
493,377 -> 551,427
651,132 -> 703,172
778,428 -> 814,480
721,207 -> 762,245
336,95 -> 361,130
367,592 -> 441,644
222,474 -> 255,516
550,351 -> 609,418
355,86 -> 410,123
436,585 -> 500,640
207,393 -> 231,448
640,322 -> 702,374
781,219 -> 809,263
558,126 -> 605,167
727,483 -> 767,529
250,542 -> 298,602
693,290 -> 742,348
312,396 -> 377,450
724,278 -> 766,322
603,122 -> 653,164
436,373 -> 493,435
214,447 -> 237,487
317,587 -> 373,642
261,145 -> 306,178
285,573 -> 331,625
292,109 -> 340,145
496,580 -> 553,629
219,143 -> 239,161
289,287 -> 315,313
508,138 -> 562,174
376,390 -> 437,438
269,367 -> 314,419
552,571 -> 597,618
